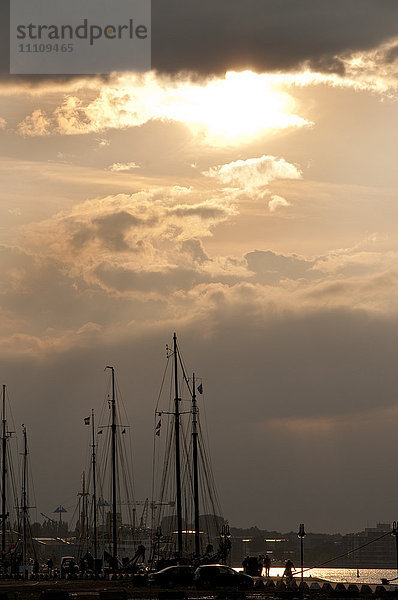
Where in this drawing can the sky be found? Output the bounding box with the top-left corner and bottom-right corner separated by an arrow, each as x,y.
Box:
1,0 -> 398,535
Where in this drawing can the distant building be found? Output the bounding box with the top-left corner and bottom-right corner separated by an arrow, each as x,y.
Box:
341,523 -> 395,567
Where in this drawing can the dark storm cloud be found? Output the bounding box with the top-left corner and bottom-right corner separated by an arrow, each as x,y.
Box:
2,1 -> 398,82
151,0 -> 398,75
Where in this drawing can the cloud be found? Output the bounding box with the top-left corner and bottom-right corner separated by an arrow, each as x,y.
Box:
180,239 -> 209,264
11,38 -> 398,150
5,191 -> 398,343
2,1 -> 398,113
8,207 -> 21,216
73,210 -> 153,252
17,109 -> 51,136
3,186 -> 398,535
1,0 -> 398,85
268,194 -> 291,212
340,37 -> 398,97
9,189 -> 240,297
245,250 -> 316,284
204,155 -> 302,190
168,203 -> 232,220
108,162 -> 140,172
13,71 -> 309,146
150,0 -> 398,76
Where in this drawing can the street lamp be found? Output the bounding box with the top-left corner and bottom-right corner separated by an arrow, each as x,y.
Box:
298,523 -> 306,583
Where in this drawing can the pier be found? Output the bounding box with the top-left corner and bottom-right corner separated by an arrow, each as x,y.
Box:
1,576 -> 398,600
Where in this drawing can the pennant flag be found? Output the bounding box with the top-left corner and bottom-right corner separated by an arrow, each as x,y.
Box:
98,497 -> 110,507
98,429 -> 103,434
197,383 -> 203,394
10,541 -> 19,554
122,428 -> 126,434
84,416 -> 90,425
155,419 -> 161,436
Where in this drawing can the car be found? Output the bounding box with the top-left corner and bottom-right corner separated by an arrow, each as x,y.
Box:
194,564 -> 254,590
148,565 -> 196,587
60,556 -> 79,578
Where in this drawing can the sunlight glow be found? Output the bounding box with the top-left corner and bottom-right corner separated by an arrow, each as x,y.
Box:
16,70 -> 311,144
160,71 -> 308,145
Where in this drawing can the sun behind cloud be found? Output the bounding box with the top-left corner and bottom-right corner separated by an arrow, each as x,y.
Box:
161,70 -> 309,144
15,70 -> 309,145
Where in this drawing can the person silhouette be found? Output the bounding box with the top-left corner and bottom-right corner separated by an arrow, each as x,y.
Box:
264,554 -> 271,577
282,559 -> 294,581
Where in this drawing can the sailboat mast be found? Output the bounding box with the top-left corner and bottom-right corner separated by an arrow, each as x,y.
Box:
192,373 -> 200,557
91,408 -> 98,561
106,366 -> 118,562
79,472 -> 87,542
1,385 -> 7,561
21,424 -> 28,579
173,333 -> 183,558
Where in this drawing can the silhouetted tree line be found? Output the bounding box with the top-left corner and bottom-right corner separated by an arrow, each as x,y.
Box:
30,520 -> 69,538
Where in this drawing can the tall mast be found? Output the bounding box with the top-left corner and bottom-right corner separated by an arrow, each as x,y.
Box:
78,473 -> 89,546
106,366 -> 117,563
91,408 -> 98,561
21,424 -> 28,580
173,333 -> 183,559
1,385 -> 7,562
192,373 -> 200,557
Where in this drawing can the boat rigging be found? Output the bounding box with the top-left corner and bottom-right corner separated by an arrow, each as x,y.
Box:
151,332 -> 229,565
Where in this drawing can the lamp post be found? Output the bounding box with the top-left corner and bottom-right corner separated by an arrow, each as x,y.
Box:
298,523 -> 306,583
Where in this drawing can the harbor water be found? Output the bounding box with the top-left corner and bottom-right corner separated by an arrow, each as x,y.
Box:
261,567 -> 398,584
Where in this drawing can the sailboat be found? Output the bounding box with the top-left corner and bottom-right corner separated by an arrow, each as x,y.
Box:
73,338 -> 229,571
75,366 -> 149,571
150,333 -> 230,566
19,424 -> 36,579
0,386 -> 32,577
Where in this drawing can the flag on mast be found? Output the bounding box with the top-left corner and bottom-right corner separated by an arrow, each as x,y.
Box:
155,419 -> 161,436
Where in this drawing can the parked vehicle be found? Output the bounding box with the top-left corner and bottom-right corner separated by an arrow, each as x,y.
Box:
194,564 -> 254,589
148,565 -> 196,587
60,556 -> 79,578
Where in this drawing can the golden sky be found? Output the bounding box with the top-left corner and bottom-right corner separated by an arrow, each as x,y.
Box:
1,3 -> 398,533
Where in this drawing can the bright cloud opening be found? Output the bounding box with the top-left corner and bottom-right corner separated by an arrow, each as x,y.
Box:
159,70 -> 309,145
16,70 -> 310,146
